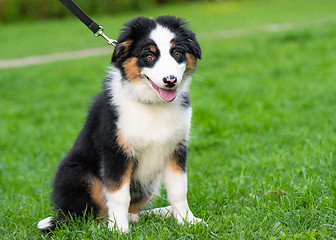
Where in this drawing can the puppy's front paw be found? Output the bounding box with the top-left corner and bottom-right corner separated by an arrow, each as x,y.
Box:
108,220 -> 129,233
187,216 -> 205,225
173,209 -> 206,226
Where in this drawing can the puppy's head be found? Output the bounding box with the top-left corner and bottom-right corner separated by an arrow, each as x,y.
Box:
111,16 -> 201,104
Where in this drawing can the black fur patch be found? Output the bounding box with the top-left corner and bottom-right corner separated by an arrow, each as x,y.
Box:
181,92 -> 191,108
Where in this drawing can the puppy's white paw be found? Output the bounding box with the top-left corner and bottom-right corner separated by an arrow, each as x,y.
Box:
173,209 -> 206,226
108,220 -> 129,234
128,213 -> 139,222
187,216 -> 204,224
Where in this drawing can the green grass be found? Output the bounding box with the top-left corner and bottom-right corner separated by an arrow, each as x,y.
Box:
1,0 -> 336,239
1,0 -> 336,59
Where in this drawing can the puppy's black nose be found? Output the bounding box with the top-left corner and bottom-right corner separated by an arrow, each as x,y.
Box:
163,75 -> 177,88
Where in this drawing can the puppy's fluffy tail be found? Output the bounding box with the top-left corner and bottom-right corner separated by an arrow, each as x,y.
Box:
37,216 -> 57,232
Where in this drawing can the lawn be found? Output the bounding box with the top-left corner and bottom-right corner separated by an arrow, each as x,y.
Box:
1,0 -> 336,239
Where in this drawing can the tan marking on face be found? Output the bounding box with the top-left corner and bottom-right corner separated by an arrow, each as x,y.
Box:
184,53 -> 197,76
105,161 -> 133,193
149,45 -> 157,54
122,57 -> 142,82
129,194 -> 152,213
170,41 -> 176,49
88,176 -> 108,218
116,129 -> 131,154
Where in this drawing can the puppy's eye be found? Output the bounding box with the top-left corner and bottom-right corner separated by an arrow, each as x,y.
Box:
174,51 -> 181,57
146,54 -> 154,61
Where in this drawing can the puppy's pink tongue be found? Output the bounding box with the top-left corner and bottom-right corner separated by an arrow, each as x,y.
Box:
158,88 -> 177,102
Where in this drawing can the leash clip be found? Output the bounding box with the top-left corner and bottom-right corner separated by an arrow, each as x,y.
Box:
95,26 -> 117,47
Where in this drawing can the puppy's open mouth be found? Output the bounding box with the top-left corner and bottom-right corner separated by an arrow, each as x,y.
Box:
146,77 -> 177,102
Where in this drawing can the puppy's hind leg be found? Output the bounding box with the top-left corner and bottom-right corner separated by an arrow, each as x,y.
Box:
139,206 -> 173,219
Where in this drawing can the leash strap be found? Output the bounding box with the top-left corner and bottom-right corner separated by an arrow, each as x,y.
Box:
59,0 -> 117,46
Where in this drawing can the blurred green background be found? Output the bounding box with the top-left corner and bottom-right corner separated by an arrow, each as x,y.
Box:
0,0 -> 204,23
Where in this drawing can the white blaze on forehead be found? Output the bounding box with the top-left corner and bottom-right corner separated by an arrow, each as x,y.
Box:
150,25 -> 175,52
145,25 -> 186,82
141,24 -> 187,102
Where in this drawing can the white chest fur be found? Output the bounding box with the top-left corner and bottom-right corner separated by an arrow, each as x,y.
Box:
106,68 -> 192,186
119,97 -> 191,185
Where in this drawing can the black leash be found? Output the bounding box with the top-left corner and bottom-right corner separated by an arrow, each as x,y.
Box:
59,0 -> 117,47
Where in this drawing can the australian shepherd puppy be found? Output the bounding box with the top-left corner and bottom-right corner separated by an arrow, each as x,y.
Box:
37,15 -> 202,233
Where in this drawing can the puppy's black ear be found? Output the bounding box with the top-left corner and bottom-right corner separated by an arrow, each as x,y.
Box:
187,36 -> 201,60
112,17 -> 155,63
111,39 -> 133,62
